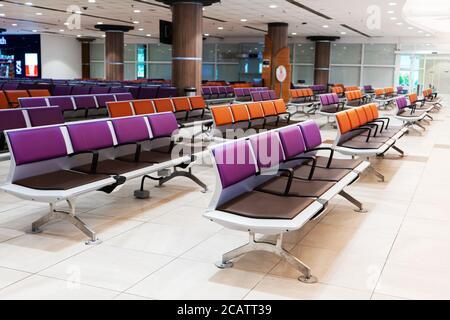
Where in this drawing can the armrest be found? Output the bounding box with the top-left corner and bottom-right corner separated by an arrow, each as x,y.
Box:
284,156 -> 317,180
363,122 -> 380,136
307,147 -> 335,169
115,141 -> 143,162
349,127 -> 372,142
277,168 -> 295,195
375,117 -> 390,129
69,150 -> 99,174
368,120 -> 385,132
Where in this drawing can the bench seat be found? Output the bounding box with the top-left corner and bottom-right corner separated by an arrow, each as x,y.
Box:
259,177 -> 335,198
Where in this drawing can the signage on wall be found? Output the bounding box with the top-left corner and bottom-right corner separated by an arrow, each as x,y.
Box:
0,37 -> 6,45
276,65 -> 287,83
263,59 -> 270,68
0,34 -> 41,78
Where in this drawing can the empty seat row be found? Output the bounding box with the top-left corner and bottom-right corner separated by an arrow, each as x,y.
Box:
0,90 -> 51,109
395,96 -> 433,132
234,87 -> 269,101
201,86 -> 235,100
250,90 -> 278,102
205,120 -> 370,283
345,90 -> 371,107
309,85 -> 327,94
106,96 -> 208,124
2,112 -> 207,243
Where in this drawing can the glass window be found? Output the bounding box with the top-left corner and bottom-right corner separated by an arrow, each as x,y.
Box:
294,43 -> 315,64
217,64 -> 239,81
292,65 -> 314,85
331,43 -> 362,65
148,63 -> 171,79
137,45 -> 147,79
399,71 -> 410,87
330,66 -> 361,86
364,44 -> 396,65
400,55 -> 412,68
217,44 -> 239,62
203,43 -> 216,62
90,43 -> 104,61
148,43 -> 172,62
90,62 -> 104,79
362,67 -> 394,87
124,44 -> 136,62
124,62 -> 136,80
202,64 -> 215,81
289,43 -> 294,64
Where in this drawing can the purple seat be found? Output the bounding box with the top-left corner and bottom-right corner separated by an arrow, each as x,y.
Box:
243,88 -> 251,97
363,85 -> 373,91
298,121 -> 323,150
396,96 -> 408,111
397,86 -> 404,94
0,109 -> 27,132
95,94 -> 116,109
269,90 -> 277,100
218,86 -> 227,97
234,88 -> 244,98
157,87 -> 177,98
114,93 -> 133,101
261,91 -> 271,101
212,140 -> 257,189
225,86 -> 234,96
250,132 -> 284,169
110,87 -> 129,94
91,86 -> 110,94
19,97 -> 48,108
48,96 -> 75,112
2,83 -> 19,90
52,85 -> 72,96
138,87 -> 159,100
112,117 -> 151,145
202,87 -> 211,98
67,121 -> 114,153
7,127 -> 68,166
147,113 -> 179,138
74,96 -> 98,110
320,93 -> 339,106
210,87 -> 220,98
27,107 -> 64,127
278,126 -> 307,160
128,86 -> 142,99
251,92 -> 263,102
71,86 -> 91,96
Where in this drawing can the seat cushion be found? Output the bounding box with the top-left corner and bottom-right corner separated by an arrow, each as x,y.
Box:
73,159 -> 150,175
313,156 -> 363,170
350,134 -> 391,143
338,140 -> 385,150
259,177 -> 335,198
14,170 -> 109,191
293,165 -> 351,182
218,191 -> 315,220
397,110 -> 426,117
119,150 -> 173,164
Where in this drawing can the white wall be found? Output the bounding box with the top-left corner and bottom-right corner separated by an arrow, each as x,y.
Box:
41,34 -> 82,79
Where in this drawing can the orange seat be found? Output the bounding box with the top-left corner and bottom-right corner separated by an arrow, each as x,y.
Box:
211,106 -> 233,126
384,87 -> 394,95
5,90 -> 29,108
345,86 -> 359,92
355,107 -> 368,125
273,99 -> 288,114
369,104 -> 379,119
133,100 -> 155,115
230,104 -> 250,123
189,96 -> 206,110
153,98 -> 174,113
172,97 -> 191,112
408,93 -> 418,104
346,109 -> 361,129
261,101 -> 277,117
0,91 -> 8,109
374,88 -> 385,97
247,103 -> 265,120
332,86 -> 344,94
290,90 -> 300,99
336,111 -> 352,134
28,89 -> 51,97
363,105 -> 375,122
107,101 -> 134,118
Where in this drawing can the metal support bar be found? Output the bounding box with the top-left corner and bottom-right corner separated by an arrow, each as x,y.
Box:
367,163 -> 385,182
30,200 -> 100,245
339,190 -> 367,213
392,145 -> 405,157
158,168 -> 208,193
216,232 -> 317,284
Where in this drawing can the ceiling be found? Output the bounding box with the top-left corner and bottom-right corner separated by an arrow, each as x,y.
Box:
0,0 -> 435,40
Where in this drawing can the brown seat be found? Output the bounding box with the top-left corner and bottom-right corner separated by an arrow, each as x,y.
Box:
293,165 -> 351,182
73,159 -> 150,175
313,156 -> 363,170
218,191 -> 315,220
14,170 -> 110,191
350,134 -> 391,143
259,177 -> 335,198
397,110 -> 426,117
338,140 -> 385,150
119,150 -> 173,164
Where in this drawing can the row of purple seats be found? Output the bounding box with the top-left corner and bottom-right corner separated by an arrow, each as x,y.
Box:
201,86 -> 234,100
18,93 -> 133,117
234,87 -> 269,101
251,90 -> 278,102
0,106 -> 64,150
2,112 -> 206,242
310,85 -> 327,95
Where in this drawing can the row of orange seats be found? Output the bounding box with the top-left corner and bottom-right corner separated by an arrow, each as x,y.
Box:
0,89 -> 51,109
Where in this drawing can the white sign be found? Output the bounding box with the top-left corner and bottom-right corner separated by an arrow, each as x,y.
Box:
0,37 -> 6,45
276,65 -> 287,83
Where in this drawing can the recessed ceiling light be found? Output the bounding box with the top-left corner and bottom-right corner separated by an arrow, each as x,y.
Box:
218,26 -> 224,30
269,4 -> 278,9
12,23 -> 17,26
291,32 -> 297,35
389,2 -> 397,5
133,21 -> 139,24
426,34 -> 431,37
408,27 -> 414,30
32,29 -> 37,32
340,31 -> 347,35
322,25 -> 329,28
35,12 -> 42,15
204,33 -> 210,36
138,28 -> 144,31
390,17 -> 397,20
133,9 -> 141,13
25,2 -> 33,6
0,13 -> 5,17
418,30 -> 424,33
387,10 -> 395,14
97,22 -> 103,25
396,22 -> 403,26
59,29 -> 64,32
146,34 -> 151,37
77,34 -> 81,37
240,19 -> 247,22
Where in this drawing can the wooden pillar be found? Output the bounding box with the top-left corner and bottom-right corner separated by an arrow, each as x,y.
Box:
78,37 -> 95,80
171,2 -> 203,96
314,41 -> 331,86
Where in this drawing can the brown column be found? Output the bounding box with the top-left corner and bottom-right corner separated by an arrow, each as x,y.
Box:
78,37 -> 95,79
95,25 -> 134,81
171,2 -> 203,96
314,41 -> 331,86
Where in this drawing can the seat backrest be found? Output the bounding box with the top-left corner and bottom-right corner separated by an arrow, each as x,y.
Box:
112,116 -> 151,145
246,102 -> 265,120
369,104 -> 379,119
218,87 -> 227,95
139,86 -> 159,100
298,121 -> 322,150
251,91 -> 262,102
332,86 -> 344,94
396,96 -> 408,110
91,86 -> 110,94
157,87 -> 177,98
346,90 -> 360,101
346,109 -> 361,129
115,93 -> 134,101
74,96 -> 97,110
234,88 -> 244,97
290,89 -> 300,99
278,126 -> 306,160
71,86 -> 91,96
2,83 -> 19,91
374,88 -> 385,97
47,96 -> 75,112
107,101 -> 134,118
52,85 -> 72,96
19,97 -> 48,108
202,87 -> 212,96
225,86 -> 234,94
0,91 -> 8,109
363,85 -> 373,91
133,100 -> 155,115
384,87 -> 394,95
355,107 -> 368,125
269,91 -> 277,100
250,132 -> 285,169
27,107 -> 64,127
211,106 -> 233,126
6,90 -> 30,107
345,86 -> 359,92
261,91 -> 271,101
8,127 -> 67,166
189,96 -> 206,110
172,97 -> 191,112
0,109 -> 27,132
363,105 -> 375,122
230,104 -> 250,123
212,140 -> 257,189
147,113 -> 179,138
408,93 -> 418,104
110,87 -> 129,94
67,121 -> 114,153
95,94 -> 116,108
28,89 -> 51,97
153,98 -> 175,113
273,99 -> 287,114
210,87 -> 220,95
335,111 -> 353,134
261,101 -> 277,117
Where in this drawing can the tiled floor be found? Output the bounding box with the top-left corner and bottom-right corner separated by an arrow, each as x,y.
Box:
0,97 -> 449,300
